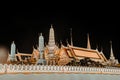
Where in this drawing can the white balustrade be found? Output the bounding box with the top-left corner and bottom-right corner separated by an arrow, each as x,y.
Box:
0,64 -> 120,74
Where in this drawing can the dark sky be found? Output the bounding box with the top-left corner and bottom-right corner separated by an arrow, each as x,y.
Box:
0,8 -> 119,62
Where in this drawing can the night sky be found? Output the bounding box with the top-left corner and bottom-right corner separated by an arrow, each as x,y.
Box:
0,8 -> 119,62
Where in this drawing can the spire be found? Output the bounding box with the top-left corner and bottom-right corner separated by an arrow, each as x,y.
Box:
11,41 -> 16,55
39,33 -> 44,51
48,24 -> 55,46
70,28 -> 73,46
37,33 -> 46,65
10,41 -> 16,61
110,41 -> 115,60
87,33 -> 91,49
37,32 -> 45,64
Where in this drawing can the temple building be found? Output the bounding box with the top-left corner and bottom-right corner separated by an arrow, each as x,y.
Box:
5,25 -> 119,66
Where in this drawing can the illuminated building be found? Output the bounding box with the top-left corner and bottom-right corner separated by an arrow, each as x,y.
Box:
5,25 -> 119,66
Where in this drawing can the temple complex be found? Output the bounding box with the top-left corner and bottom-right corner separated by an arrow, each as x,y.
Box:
4,24 -> 119,67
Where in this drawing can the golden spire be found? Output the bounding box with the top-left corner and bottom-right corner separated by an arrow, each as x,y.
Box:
48,24 -> 58,55
87,33 -> 91,49
48,24 -> 55,46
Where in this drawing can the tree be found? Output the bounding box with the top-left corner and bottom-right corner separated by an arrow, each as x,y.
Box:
79,57 -> 104,67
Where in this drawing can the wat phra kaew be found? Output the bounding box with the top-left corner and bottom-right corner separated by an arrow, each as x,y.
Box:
0,25 -> 120,75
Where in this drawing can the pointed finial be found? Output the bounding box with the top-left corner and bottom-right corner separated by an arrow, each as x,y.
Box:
87,33 -> 91,49
110,40 -> 112,45
40,33 -> 42,36
100,46 -> 103,54
70,28 -> 73,46
12,41 -> 15,44
51,24 -> 53,28
60,40 -> 62,45
33,45 -> 35,50
110,40 -> 113,55
33,45 -> 34,49
101,46 -> 103,52
38,33 -> 42,37
110,40 -> 113,52
66,39 -> 70,46
96,44 -> 98,51
56,42 -> 59,47
60,40 -> 64,48
66,39 -> 68,44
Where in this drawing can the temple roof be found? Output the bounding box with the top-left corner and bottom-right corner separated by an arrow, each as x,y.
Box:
60,45 -> 107,62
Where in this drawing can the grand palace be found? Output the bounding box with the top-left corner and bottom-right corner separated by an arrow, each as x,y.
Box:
0,25 -> 119,67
